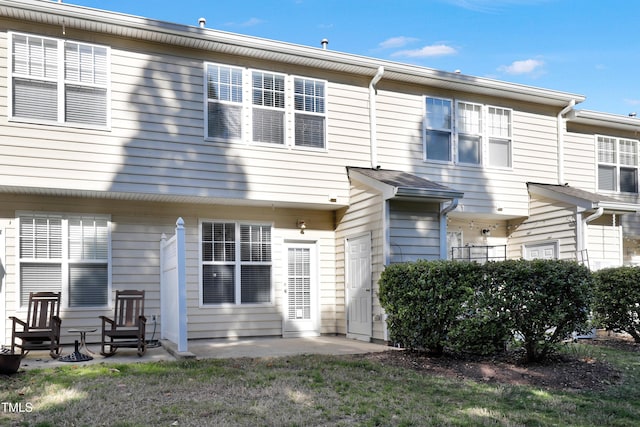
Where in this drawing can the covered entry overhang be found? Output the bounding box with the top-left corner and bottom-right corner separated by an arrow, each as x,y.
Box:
348,167 -> 464,203
528,183 -> 640,215
348,167 -> 464,261
528,183 -> 640,267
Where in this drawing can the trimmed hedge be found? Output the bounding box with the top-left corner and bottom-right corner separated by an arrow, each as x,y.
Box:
592,266 -> 640,343
378,260 -> 482,355
379,259 -> 594,362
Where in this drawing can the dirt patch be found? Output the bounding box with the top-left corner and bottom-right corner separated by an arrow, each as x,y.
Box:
354,338 -> 638,392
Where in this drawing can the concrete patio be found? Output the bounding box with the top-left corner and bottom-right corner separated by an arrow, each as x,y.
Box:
15,335 -> 395,371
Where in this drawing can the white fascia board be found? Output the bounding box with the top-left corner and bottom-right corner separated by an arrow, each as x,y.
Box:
568,109 -> 640,132
1,0 -> 584,108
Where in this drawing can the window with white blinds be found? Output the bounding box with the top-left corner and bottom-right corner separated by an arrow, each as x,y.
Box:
201,221 -> 272,305
18,214 -> 110,307
10,32 -> 109,127
597,135 -> 639,193
294,78 -> 326,149
204,62 -> 327,149
424,97 -> 512,168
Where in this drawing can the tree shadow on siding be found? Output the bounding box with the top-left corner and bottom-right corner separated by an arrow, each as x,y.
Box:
108,57 -> 249,199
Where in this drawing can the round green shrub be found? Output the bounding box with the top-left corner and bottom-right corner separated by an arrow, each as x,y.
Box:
593,266 -> 640,343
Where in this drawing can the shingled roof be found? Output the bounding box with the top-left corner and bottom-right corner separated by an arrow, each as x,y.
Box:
348,167 -> 463,201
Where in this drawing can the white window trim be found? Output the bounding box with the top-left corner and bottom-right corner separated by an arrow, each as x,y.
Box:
15,212 -> 112,310
423,96 -> 453,164
7,32 -> 111,131
203,62 -> 328,152
292,74 -> 329,152
198,219 -> 275,307
596,134 -> 639,194
423,96 -> 513,169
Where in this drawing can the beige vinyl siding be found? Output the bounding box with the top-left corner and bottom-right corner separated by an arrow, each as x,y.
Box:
587,215 -> 623,270
0,26 -> 374,208
563,131 -> 597,190
388,200 -> 440,263
374,88 -> 560,218
335,181 -> 385,339
507,195 -> 577,260
0,194 -> 339,344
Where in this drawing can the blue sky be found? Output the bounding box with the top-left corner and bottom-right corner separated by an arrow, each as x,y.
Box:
63,0 -> 640,115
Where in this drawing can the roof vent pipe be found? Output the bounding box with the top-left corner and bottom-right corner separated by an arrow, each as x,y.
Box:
369,66 -> 385,169
198,18 -> 206,28
321,39 -> 328,50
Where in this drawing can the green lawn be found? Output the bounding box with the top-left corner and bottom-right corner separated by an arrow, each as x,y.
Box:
1,342 -> 639,426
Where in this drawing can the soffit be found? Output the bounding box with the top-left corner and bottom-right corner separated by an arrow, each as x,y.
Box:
0,0 -> 585,108
568,110 -> 640,133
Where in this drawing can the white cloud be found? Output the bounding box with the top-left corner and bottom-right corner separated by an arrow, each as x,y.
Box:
392,44 -> 457,58
442,0 -> 552,12
224,17 -> 264,27
379,36 -> 419,49
498,59 -> 545,75
240,17 -> 263,27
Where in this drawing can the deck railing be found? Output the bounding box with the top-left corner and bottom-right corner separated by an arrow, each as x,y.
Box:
450,245 -> 507,263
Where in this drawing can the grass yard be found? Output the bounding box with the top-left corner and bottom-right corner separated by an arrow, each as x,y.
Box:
1,341 -> 639,426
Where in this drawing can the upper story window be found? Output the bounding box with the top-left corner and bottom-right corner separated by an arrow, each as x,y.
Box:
206,64 -> 243,140
18,213 -> 110,308
424,97 -> 453,162
9,32 -> 109,127
424,96 -> 512,168
205,62 -> 327,149
201,221 -> 272,305
252,71 -> 286,144
294,78 -> 326,149
597,135 -> 638,193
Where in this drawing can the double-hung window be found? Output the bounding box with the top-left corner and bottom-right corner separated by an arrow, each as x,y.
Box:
206,64 -> 243,140
424,97 -> 453,162
18,214 -> 110,307
9,32 -> 109,127
294,77 -> 326,148
205,63 -> 327,149
424,96 -> 512,168
457,102 -> 483,164
486,107 -> 512,168
201,222 -> 272,305
597,136 -> 638,193
252,71 -> 286,144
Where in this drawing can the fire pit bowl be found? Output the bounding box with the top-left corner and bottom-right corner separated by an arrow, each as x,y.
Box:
0,350 -> 22,375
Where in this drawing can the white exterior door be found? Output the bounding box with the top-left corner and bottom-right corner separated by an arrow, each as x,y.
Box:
346,234 -> 372,340
283,243 -> 319,337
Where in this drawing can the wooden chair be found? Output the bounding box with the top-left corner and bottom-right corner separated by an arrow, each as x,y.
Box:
10,292 -> 62,359
100,290 -> 147,357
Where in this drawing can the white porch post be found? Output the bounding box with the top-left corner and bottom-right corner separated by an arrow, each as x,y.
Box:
175,218 -> 188,352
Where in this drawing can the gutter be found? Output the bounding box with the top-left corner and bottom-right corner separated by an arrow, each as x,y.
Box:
369,66 -> 385,169
439,199 -> 459,259
557,99 -> 576,185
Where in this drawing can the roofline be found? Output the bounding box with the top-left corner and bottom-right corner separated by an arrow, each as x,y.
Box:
0,0 -> 585,108
527,183 -> 640,213
568,109 -> 640,132
348,169 -> 464,201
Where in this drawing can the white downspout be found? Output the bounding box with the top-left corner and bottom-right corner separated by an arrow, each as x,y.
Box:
440,199 -> 459,259
580,207 -> 604,267
557,99 -> 576,185
369,66 -> 384,169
